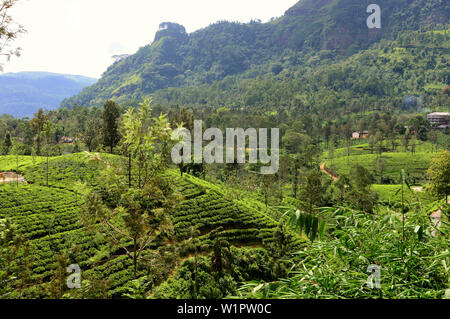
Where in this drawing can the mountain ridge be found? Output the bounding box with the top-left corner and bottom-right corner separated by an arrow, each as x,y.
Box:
0,71 -> 97,118
61,0 -> 449,109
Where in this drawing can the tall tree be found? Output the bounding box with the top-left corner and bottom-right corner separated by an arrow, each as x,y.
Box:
260,174 -> 277,210
328,144 -> 335,169
368,135 -> 376,154
388,132 -> 397,151
427,130 -> 439,153
427,151 -> 450,201
84,118 -> 101,152
172,108 -> 194,176
290,155 -> 301,199
324,123 -> 331,149
30,108 -> 48,156
375,131 -> 384,158
2,131 -> 11,155
43,121 -> 54,187
344,164 -> 378,213
372,157 -> 387,184
410,136 -> 417,155
101,100 -> 121,153
402,131 -> 411,152
300,170 -> 326,215
185,227 -> 201,299
121,99 -> 173,188
46,253 -> 69,299
342,124 -> 352,157
406,116 -> 429,141
349,164 -> 374,189
84,100 -> 178,279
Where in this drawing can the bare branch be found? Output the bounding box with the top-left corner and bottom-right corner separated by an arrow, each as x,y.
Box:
0,0 -> 25,69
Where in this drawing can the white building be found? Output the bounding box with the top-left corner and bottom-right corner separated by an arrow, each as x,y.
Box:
427,112 -> 450,127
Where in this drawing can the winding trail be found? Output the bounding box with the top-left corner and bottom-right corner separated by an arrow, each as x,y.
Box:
320,163 -> 339,182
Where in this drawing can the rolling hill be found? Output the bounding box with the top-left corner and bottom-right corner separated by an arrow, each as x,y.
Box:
61,0 -> 449,108
0,72 -> 97,118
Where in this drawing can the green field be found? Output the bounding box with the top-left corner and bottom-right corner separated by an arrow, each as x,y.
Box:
372,184 -> 435,205
0,153 -> 305,298
324,148 -> 435,184
326,140 -> 443,156
0,155 -> 46,172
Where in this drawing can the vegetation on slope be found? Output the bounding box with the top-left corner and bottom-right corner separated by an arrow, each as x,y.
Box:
235,204 -> 449,299
61,0 -> 449,109
0,153 -> 306,298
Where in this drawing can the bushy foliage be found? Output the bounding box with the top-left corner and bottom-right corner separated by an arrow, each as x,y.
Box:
235,205 -> 449,299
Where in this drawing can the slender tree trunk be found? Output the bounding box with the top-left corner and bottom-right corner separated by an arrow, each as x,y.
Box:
16,154 -> 19,188
133,239 -> 137,280
264,191 -> 268,212
293,168 -> 298,199
144,162 -> 148,186
194,249 -> 198,299
36,135 -> 41,156
346,139 -> 350,157
179,148 -> 184,176
46,153 -> 49,187
401,182 -> 405,260
138,163 -> 141,189
128,153 -> 132,188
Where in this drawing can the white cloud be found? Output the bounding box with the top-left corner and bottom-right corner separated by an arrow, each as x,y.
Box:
4,0 -> 298,78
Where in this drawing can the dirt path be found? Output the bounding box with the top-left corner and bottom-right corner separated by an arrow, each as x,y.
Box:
0,172 -> 28,184
320,163 -> 339,182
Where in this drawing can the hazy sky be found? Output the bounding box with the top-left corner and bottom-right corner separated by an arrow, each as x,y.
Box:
4,0 -> 299,78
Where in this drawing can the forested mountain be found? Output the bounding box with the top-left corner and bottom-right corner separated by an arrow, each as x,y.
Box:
61,0 -> 449,109
0,72 -> 96,118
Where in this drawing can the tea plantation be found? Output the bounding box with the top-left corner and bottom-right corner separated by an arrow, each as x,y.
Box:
0,153 -> 305,298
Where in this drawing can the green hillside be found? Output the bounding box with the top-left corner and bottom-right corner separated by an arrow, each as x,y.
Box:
322,139 -> 446,185
324,149 -> 435,184
0,72 -> 96,118
61,0 -> 450,109
0,153 -> 305,298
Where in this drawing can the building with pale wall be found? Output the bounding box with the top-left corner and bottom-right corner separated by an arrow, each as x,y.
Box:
427,112 -> 450,127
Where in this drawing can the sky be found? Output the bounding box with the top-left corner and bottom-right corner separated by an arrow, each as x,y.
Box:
3,0 -> 299,79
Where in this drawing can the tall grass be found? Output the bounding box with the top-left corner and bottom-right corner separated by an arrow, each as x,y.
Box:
235,202 -> 449,299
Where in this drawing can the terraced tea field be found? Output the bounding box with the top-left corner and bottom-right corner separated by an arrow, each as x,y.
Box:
0,153 -> 305,298
324,149 -> 435,184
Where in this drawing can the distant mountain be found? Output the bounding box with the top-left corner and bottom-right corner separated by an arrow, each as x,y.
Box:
0,72 -> 97,118
61,0 -> 449,108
